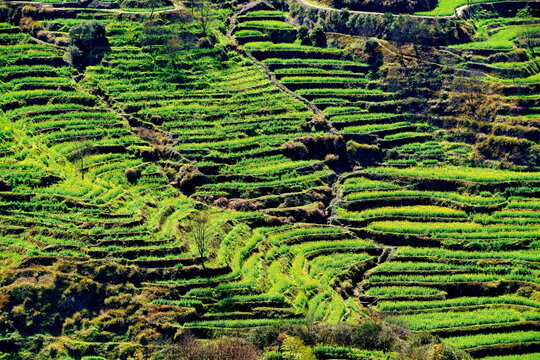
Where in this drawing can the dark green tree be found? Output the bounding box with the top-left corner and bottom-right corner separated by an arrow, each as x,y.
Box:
363,38 -> 383,68
67,21 -> 108,69
310,26 -> 326,47
69,21 -> 107,53
297,25 -> 310,45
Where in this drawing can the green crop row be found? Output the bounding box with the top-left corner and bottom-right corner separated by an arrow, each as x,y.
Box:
369,272 -> 537,284
239,20 -> 295,30
343,189 -> 505,205
281,76 -> 366,84
152,299 -> 204,309
242,10 -> 286,17
453,25 -> 540,50
384,131 -> 430,140
446,330 -> 540,349
341,178 -> 400,192
244,42 -> 340,52
331,113 -> 399,122
481,353 -> 540,360
341,122 -> 415,134
388,308 -> 538,331
365,286 -> 441,297
416,0 -> 506,16
274,68 -> 358,75
309,253 -> 371,279
365,166 -> 540,182
368,220 -> 539,237
394,247 -> 540,262
336,206 -> 467,220
376,296 -> 540,312
183,318 -> 304,328
234,30 -> 264,37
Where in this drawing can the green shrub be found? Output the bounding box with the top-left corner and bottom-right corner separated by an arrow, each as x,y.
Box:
297,25 -> 310,45
363,38 -> 383,68
67,21 -> 108,68
310,26 -> 326,48
264,352 -> 285,360
351,320 -> 394,351
346,141 -> 380,166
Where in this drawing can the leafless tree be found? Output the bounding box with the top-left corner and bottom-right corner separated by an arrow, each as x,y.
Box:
185,0 -> 196,16
72,141 -> 94,180
165,336 -> 260,360
449,76 -> 500,122
187,211 -> 212,270
145,0 -> 160,19
522,25 -> 536,57
198,0 -> 210,35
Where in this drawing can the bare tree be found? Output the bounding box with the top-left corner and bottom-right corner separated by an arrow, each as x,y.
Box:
187,211 -> 212,270
186,0 -> 196,16
164,32 -> 196,68
144,0 -> 159,19
165,336 -> 260,360
522,25 -> 537,58
449,76 -> 500,122
72,141 -> 93,180
517,5 -> 535,56
198,0 -> 210,35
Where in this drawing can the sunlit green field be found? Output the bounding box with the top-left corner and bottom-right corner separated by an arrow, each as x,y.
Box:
417,0 -> 506,16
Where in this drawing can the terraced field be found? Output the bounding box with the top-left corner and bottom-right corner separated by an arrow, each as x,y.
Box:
330,167 -> 539,357
0,0 -> 538,359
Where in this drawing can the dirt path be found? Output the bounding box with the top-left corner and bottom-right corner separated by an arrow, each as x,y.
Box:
226,0 -> 323,114
295,0 -> 538,19
355,246 -> 397,311
4,1 -> 184,14
296,0 -> 452,18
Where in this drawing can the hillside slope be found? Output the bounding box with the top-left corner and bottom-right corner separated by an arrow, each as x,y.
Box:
0,0 -> 538,359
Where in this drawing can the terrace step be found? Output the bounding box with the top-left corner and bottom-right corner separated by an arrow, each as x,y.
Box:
332,115 -> 420,129
90,238 -> 171,247
236,15 -> 286,22
304,246 -> 381,260
358,292 -> 447,303
332,215 -> 470,229
356,172 -> 540,193
42,244 -> 81,253
201,307 -> 300,320
305,93 -> 390,102
432,320 -> 540,337
128,257 -> 200,268
368,281 -> 527,299
266,62 -> 369,73
350,228 -> 442,248
12,56 -> 66,67
87,231 -> 151,240
144,265 -> 232,282
87,245 -> 187,260
250,49 -> 345,61
211,300 -> 289,312
371,269 -> 471,276
275,232 -> 353,246
283,82 -> 368,91
238,186 -> 334,210
274,72 -> 366,79
467,340 -> 540,358
341,133 -> 380,144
